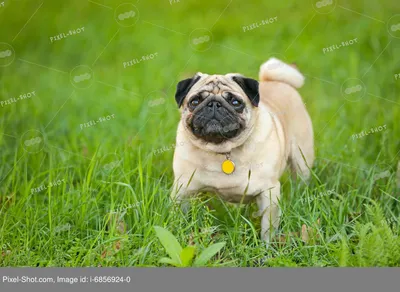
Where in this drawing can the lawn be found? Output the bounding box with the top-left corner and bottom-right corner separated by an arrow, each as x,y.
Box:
0,0 -> 400,267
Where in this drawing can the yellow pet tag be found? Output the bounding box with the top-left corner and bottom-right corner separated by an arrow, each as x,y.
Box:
221,153 -> 235,175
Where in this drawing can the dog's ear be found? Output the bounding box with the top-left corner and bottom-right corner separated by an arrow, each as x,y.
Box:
232,76 -> 259,107
175,75 -> 201,107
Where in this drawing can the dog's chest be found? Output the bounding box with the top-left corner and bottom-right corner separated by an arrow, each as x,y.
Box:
187,151 -> 274,199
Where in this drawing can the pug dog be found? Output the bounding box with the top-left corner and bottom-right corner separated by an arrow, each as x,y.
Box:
172,58 -> 314,242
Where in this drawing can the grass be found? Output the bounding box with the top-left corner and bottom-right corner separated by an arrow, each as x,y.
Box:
0,0 -> 400,267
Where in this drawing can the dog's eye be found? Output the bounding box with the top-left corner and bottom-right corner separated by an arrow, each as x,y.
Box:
231,98 -> 241,106
190,97 -> 200,107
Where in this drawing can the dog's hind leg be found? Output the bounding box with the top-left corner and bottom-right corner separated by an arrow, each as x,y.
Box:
288,136 -> 314,181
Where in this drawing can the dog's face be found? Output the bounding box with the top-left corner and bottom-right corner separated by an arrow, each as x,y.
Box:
175,73 -> 260,152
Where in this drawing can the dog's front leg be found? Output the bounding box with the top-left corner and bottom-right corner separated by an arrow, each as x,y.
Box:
256,181 -> 281,242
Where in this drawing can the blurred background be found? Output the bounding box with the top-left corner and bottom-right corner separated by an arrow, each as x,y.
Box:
0,0 -> 400,266
0,0 -> 399,166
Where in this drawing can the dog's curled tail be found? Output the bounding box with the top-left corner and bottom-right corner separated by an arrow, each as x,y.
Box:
259,57 -> 305,88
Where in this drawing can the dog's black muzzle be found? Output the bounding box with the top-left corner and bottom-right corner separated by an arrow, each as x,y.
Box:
189,97 -> 243,144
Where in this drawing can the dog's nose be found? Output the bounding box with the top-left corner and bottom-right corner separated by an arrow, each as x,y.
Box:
207,101 -> 221,108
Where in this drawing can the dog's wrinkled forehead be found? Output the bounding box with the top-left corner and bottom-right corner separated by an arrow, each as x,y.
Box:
189,73 -> 244,96
174,72 -> 260,107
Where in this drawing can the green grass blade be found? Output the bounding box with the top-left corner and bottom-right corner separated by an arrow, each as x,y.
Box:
153,226 -> 182,265
194,242 -> 226,267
